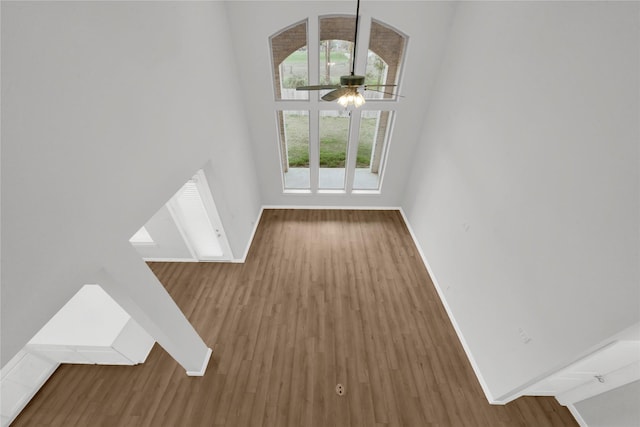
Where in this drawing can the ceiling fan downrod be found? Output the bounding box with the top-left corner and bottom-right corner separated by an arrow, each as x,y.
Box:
351,0 -> 360,76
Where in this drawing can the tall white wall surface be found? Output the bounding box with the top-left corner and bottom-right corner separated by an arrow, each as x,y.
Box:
1,2 -> 261,368
132,205 -> 195,261
401,1 -> 639,401
574,380 -> 640,427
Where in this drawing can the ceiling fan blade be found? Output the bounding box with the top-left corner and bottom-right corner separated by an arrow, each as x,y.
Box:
363,84 -> 397,88
364,88 -> 405,98
296,85 -> 340,91
322,87 -> 351,101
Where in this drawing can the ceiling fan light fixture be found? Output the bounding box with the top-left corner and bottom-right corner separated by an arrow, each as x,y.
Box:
338,91 -> 365,108
294,0 -> 398,106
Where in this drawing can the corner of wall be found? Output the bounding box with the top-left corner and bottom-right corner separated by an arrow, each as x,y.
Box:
567,403 -> 589,427
233,206 -> 265,263
398,208 -> 502,405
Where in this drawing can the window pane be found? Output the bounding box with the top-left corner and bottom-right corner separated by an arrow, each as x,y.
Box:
363,51 -> 389,100
280,48 -> 308,100
365,20 -> 406,100
270,21 -> 308,100
319,16 -> 355,100
278,111 -> 310,189
353,111 -> 394,190
319,110 -> 349,189
319,39 -> 352,86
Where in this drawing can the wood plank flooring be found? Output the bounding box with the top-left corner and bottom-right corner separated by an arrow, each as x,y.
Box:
13,209 -> 578,426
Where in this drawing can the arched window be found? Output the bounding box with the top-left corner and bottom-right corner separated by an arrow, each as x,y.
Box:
270,20 -> 308,100
269,16 -> 406,193
364,53 -> 388,100
366,20 -> 406,100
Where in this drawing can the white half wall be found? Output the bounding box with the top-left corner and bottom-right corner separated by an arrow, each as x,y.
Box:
1,2 -> 261,368
401,1 -> 639,401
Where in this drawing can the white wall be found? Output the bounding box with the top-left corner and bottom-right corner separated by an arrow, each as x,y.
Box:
574,380 -> 640,427
402,1 -> 639,401
1,2 -> 261,368
202,160 -> 261,260
224,1 -> 455,207
132,206 -> 194,261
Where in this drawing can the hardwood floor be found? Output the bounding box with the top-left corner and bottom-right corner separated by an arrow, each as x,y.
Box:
13,210 -> 578,426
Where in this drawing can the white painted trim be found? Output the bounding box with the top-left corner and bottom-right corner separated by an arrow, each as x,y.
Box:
567,403 -> 589,427
282,189 -> 313,195
398,208 -> 502,405
143,206 -> 265,265
166,200 -> 199,260
344,109 -> 362,192
233,207 -> 265,263
1,351 -> 59,426
181,206 -> 403,265
262,205 -> 401,210
557,360 -> 640,406
192,170 -> 234,261
146,205 -> 539,408
130,242 -> 158,248
351,190 -> 382,195
1,349 -> 29,381
186,347 -> 213,377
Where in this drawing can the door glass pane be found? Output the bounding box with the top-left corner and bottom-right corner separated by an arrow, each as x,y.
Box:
319,110 -> 349,190
353,111 -> 394,190
279,110 -> 310,190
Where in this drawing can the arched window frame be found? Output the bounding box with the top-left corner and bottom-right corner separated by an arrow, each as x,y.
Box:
269,15 -> 407,194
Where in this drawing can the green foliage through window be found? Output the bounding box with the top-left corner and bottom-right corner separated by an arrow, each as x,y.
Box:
285,114 -> 375,168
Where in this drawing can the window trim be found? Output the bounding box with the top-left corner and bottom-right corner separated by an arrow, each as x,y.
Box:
270,14 -> 406,195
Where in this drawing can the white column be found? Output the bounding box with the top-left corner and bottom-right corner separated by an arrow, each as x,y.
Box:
95,243 -> 212,376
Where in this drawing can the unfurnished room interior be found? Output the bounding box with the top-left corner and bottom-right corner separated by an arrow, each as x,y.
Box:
1,1 -> 639,426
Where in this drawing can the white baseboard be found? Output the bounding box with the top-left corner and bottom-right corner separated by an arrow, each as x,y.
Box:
232,206 -> 401,264
186,347 -> 213,377
261,205 -> 402,210
398,208 -> 501,405
1,351 -> 59,426
143,206 -> 513,406
567,403 -> 589,426
142,257 -> 198,263
148,207 -> 265,265
234,207 -> 265,263
146,207 -> 401,265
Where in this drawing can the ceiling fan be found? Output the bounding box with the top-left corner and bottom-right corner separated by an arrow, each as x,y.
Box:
296,0 -> 398,107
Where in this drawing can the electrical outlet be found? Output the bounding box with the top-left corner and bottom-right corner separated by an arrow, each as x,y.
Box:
518,327 -> 532,344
